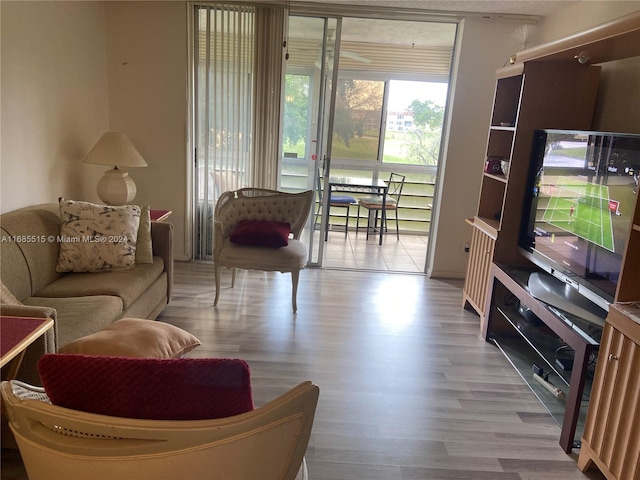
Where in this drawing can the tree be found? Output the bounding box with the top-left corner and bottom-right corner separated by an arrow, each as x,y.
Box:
282,74 -> 310,148
333,80 -> 383,147
405,99 -> 444,165
408,99 -> 443,129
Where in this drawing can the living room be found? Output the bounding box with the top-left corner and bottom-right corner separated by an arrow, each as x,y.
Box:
2,1 -> 639,479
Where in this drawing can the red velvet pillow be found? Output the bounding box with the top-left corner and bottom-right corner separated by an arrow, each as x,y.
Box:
230,220 -> 291,248
38,354 -> 254,420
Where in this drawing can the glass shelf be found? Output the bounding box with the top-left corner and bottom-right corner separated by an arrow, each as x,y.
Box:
496,265 -> 604,346
489,301 -> 598,445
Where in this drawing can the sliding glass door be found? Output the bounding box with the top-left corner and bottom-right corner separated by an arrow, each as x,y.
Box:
279,15 -> 339,266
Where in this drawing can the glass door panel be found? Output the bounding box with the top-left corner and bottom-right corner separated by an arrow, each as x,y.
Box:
280,15 -> 338,266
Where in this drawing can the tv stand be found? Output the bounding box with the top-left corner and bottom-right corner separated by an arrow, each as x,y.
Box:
527,272 -> 607,328
483,263 -> 602,453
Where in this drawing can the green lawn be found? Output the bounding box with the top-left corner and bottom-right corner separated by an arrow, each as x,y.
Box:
541,176 -> 615,251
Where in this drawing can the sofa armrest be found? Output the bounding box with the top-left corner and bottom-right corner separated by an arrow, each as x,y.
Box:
0,304 -> 58,385
151,221 -> 173,302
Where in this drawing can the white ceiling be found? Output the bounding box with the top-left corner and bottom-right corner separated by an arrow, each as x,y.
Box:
295,0 -> 580,17
288,1 -> 582,49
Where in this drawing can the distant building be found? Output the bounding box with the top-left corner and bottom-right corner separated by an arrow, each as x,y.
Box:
387,111 -> 414,132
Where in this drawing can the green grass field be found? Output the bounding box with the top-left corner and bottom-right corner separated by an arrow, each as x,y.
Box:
541,176 -> 615,251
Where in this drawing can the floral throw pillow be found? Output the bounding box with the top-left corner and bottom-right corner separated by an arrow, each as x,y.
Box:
56,199 -> 140,272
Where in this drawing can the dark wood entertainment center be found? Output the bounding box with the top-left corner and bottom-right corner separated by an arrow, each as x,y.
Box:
462,9 -> 640,471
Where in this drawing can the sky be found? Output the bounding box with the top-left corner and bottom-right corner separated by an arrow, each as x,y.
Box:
388,80 -> 448,112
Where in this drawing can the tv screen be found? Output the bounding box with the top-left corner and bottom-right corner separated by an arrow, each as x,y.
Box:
519,129 -> 640,308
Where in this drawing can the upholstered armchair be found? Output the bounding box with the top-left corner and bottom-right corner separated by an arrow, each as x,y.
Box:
1,355 -> 319,480
213,188 -> 314,312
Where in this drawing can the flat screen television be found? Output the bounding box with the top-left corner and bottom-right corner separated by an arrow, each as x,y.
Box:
519,129 -> 640,314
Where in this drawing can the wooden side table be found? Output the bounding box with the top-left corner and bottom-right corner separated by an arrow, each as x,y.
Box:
1,316 -> 54,381
150,209 -> 172,222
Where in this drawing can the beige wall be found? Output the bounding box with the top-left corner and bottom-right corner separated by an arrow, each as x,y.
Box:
428,16 -> 518,277
0,1 -> 109,213
104,1 -> 188,259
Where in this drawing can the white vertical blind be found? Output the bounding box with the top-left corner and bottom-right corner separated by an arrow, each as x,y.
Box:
194,4 -> 255,259
193,3 -> 286,259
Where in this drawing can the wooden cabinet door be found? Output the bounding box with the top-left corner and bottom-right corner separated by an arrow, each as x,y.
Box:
462,226 -> 495,318
579,321 -> 640,480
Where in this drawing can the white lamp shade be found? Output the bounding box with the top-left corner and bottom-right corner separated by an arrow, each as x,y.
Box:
83,132 -> 147,168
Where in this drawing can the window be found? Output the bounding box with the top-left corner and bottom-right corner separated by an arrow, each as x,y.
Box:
383,80 -> 447,166
330,77 -> 447,167
331,79 -> 384,161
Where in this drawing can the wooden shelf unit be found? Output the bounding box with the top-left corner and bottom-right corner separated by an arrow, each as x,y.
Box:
463,11 -> 640,459
464,10 -> 640,320
463,61 -> 601,319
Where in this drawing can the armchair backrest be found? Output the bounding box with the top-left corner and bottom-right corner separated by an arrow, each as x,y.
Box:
1,379 -> 319,480
214,188 -> 313,240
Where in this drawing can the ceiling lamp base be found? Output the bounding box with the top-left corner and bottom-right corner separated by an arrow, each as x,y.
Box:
96,167 -> 137,206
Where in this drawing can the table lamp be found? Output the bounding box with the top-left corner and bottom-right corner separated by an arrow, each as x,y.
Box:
82,132 -> 148,205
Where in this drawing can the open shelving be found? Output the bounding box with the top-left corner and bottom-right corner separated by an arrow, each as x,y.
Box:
484,264 -> 603,453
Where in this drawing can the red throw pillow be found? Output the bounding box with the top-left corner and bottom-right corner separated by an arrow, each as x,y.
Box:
38,354 -> 254,420
230,220 -> 291,248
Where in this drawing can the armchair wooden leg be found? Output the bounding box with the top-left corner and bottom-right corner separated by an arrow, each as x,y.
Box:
291,270 -> 300,313
214,265 -> 221,306
231,268 -> 237,287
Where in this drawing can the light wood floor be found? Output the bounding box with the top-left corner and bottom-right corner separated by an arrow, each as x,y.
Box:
2,261 -> 607,480
164,262 -> 604,480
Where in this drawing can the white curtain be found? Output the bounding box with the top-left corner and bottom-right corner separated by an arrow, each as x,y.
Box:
193,3 -> 285,259
251,5 -> 285,189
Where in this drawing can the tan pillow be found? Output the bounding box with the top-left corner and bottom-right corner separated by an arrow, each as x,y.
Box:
135,205 -> 153,264
0,281 -> 22,305
56,198 -> 140,272
58,318 -> 202,358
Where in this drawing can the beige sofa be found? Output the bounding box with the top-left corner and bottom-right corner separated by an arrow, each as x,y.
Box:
0,203 -> 173,385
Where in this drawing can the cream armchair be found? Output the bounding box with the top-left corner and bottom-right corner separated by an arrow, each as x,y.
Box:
1,380 -> 319,480
213,188 -> 314,312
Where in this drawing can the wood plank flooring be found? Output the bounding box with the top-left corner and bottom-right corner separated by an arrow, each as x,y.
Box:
2,261 -> 607,479
162,262 -> 605,480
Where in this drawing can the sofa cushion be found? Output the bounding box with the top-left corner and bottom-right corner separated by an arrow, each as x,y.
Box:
230,220 -> 290,248
218,238 -> 307,271
136,205 -> 153,264
35,257 -> 164,310
56,199 -> 140,273
25,295 -> 124,347
38,355 -> 254,420
58,318 -> 201,358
